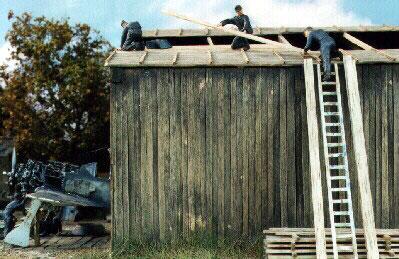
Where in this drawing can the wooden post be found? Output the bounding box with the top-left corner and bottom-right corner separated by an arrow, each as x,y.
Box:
343,55 -> 379,259
303,58 -> 327,259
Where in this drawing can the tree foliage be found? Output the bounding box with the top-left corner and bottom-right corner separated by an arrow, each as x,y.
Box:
0,12 -> 111,162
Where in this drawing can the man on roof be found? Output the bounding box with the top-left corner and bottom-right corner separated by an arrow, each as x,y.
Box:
304,27 -> 339,81
218,5 -> 253,51
119,20 -> 145,51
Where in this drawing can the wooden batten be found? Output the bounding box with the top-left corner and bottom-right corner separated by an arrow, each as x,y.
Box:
207,37 -> 214,46
172,52 -> 179,65
278,35 -> 292,46
241,49 -> 250,64
273,50 -> 285,64
343,55 -> 379,259
303,58 -> 327,259
139,51 -> 148,64
207,50 -> 213,64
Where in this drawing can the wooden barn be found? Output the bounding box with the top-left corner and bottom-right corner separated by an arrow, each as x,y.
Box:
106,26 -> 399,257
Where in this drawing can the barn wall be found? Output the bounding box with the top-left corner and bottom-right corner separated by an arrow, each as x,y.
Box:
110,64 -> 399,245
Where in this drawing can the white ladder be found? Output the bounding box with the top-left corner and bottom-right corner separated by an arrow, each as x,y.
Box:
316,63 -> 358,259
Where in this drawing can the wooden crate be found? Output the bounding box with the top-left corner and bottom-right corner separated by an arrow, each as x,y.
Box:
264,228 -> 399,258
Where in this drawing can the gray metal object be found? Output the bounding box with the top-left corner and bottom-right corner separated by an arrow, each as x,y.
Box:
4,199 -> 42,247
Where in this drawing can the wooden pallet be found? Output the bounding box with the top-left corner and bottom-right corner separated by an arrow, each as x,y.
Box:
264,228 -> 399,258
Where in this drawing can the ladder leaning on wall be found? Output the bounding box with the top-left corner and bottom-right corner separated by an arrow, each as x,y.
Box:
316,63 -> 358,259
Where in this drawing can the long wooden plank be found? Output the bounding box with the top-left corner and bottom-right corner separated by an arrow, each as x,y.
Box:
279,68 -> 288,227
303,58 -> 327,259
343,33 -> 396,61
254,68 -> 262,233
343,55 -> 379,259
162,11 -> 302,51
393,65 -> 399,227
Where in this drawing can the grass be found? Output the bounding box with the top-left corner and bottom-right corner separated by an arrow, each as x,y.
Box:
61,235 -> 263,259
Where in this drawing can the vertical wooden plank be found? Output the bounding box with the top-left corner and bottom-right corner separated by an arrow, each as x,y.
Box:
211,68 -> 219,236
171,69 -> 182,240
294,67 -> 304,227
386,65 -> 394,227
381,65 -> 390,228
115,74 -> 124,243
198,69 -> 207,233
360,65 -> 370,225
374,65 -> 382,228
303,58 -> 327,259
131,69 -> 142,241
393,65 -> 399,227
266,68 -> 275,228
217,68 -> 225,238
233,68 -> 243,235
229,68 -> 237,235
126,70 -> 135,242
260,67 -> 269,229
367,65 -> 376,226
279,68 -> 288,227
223,69 -> 232,236
247,68 -> 256,235
343,56 -> 379,259
254,68 -> 262,233
110,78 -> 117,246
205,69 -> 214,233
272,68 -> 281,227
242,69 -> 250,236
158,68 -> 171,242
180,70 -> 189,238
140,69 -> 154,241
187,69 -> 197,234
122,71 -> 130,243
287,67 -> 296,227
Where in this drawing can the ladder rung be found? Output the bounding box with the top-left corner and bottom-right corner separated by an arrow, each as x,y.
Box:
326,122 -> 340,126
324,112 -> 340,116
323,102 -> 338,106
327,143 -> 345,147
334,211 -> 350,216
331,187 -> 348,192
337,245 -> 354,251
322,81 -> 337,85
332,199 -> 350,204
328,153 -> 345,158
335,233 -> 353,239
330,165 -> 346,170
323,92 -> 337,96
335,222 -> 352,227
331,175 -> 347,180
326,133 -> 342,137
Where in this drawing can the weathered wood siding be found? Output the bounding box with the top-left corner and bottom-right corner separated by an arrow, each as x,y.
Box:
110,64 -> 399,245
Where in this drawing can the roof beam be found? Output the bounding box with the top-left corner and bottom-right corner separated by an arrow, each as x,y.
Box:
343,32 -> 396,61
207,37 -> 214,46
278,35 -> 292,46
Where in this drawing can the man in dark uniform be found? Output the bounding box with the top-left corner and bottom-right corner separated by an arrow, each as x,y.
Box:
120,20 -> 145,51
304,27 -> 339,81
218,5 -> 253,51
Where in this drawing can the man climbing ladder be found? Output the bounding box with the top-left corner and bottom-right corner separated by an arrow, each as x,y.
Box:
304,27 -> 339,81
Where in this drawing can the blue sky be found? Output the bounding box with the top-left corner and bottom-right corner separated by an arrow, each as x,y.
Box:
0,0 -> 399,49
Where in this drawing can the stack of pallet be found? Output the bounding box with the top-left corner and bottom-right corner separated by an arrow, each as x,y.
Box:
264,228 -> 399,258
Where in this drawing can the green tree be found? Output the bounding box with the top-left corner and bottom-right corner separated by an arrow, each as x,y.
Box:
0,12 -> 111,162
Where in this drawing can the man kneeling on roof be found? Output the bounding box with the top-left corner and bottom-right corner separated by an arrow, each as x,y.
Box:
304,27 -> 339,81
218,5 -> 253,51
120,20 -> 145,51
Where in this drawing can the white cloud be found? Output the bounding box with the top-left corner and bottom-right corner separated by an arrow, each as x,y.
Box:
160,0 -> 371,28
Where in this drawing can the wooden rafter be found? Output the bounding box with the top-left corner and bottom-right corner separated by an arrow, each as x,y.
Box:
278,35 -> 292,46
139,50 -> 148,64
343,32 -> 396,61
172,52 -> 179,65
339,48 -> 359,61
207,37 -> 214,46
273,50 -> 285,64
240,49 -> 249,64
207,50 -> 213,64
